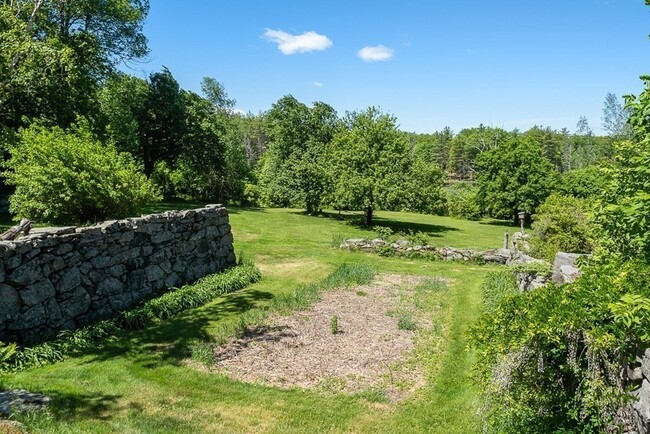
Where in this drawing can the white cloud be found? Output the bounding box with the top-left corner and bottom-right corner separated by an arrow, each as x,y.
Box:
263,29 -> 332,55
310,81 -> 323,87
232,108 -> 246,116
357,45 -> 394,62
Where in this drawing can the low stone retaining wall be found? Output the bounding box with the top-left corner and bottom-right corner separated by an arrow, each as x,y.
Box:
340,238 -> 513,264
0,205 -> 236,344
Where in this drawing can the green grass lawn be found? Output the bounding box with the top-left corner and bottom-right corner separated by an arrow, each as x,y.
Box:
1,206 -> 512,433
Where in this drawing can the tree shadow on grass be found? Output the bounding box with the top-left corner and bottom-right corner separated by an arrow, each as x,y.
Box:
293,210 -> 461,238
76,288 -> 275,369
478,220 -> 518,229
33,390 -> 122,422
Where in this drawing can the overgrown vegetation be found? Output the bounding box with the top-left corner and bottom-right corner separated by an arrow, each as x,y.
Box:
469,26 -> 650,432
4,121 -> 160,223
530,193 -> 595,261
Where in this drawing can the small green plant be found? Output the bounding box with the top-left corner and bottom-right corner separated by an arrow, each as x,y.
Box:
397,312 -> 417,331
330,233 -> 347,247
416,278 -> 447,293
530,193 -> 595,261
481,270 -> 519,311
356,290 -> 368,296
189,340 -> 214,366
373,225 -> 394,240
0,342 -> 17,369
330,315 -> 340,334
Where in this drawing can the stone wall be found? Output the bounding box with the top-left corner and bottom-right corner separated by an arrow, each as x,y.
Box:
0,205 -> 236,344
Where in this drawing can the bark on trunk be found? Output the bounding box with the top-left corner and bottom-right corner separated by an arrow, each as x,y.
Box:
0,218 -> 32,241
364,204 -> 373,227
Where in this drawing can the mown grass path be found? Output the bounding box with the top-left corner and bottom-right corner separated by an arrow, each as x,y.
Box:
2,207 -> 510,433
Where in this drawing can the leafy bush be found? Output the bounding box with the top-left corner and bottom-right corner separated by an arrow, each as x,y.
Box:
4,121 -> 160,224
469,260 -> 650,433
530,193 -> 595,261
557,165 -> 608,200
596,139 -> 650,261
445,182 -> 482,220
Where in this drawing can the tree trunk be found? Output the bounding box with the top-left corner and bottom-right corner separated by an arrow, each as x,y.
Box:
364,204 -> 373,227
0,218 -> 31,241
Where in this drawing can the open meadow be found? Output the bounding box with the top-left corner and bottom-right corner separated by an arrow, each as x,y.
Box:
1,206 -> 512,433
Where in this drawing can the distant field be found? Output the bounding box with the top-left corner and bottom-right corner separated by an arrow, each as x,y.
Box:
3,206 -> 511,433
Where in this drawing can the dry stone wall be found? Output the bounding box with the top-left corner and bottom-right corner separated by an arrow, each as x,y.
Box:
0,205 -> 236,344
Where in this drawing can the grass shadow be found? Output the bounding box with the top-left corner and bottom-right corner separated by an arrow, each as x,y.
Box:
478,219 -> 518,229
75,288 -> 275,368
307,210 -> 461,237
35,390 -> 122,422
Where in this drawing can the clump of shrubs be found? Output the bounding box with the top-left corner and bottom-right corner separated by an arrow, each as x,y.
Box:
445,182 -> 482,220
4,120 -> 160,224
530,193 -> 595,261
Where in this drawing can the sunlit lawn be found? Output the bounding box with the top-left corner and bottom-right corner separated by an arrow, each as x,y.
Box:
1,205 -> 513,433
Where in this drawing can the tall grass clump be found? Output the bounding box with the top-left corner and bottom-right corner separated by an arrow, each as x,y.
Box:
481,270 -> 518,310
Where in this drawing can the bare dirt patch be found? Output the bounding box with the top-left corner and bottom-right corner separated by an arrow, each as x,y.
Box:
213,274 -> 426,401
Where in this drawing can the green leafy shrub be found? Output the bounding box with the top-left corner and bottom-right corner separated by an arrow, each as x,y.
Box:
596,139 -> 650,261
469,260 -> 650,433
530,193 -> 595,261
4,121 -> 160,224
557,165 -> 608,200
445,182 -> 482,220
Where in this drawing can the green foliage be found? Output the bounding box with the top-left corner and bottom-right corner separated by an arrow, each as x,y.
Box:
469,260 -> 650,433
98,73 -> 150,156
399,157 -> 446,215
557,165 -> 609,199
139,67 -> 187,175
408,126 -> 454,173
481,270 -> 519,311
0,0 -> 149,130
0,341 -> 17,370
189,339 -> 215,366
530,193 -> 595,261
328,107 -> 410,220
119,264 -> 262,330
397,312 -> 417,331
4,121 -> 159,223
257,96 -> 338,213
447,125 -> 511,180
476,134 -> 558,221
330,315 -> 340,334
445,182 -> 482,220
2,264 -> 261,373
596,139 -> 650,261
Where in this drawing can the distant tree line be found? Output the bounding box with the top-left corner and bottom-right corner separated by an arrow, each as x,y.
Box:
0,0 -> 631,225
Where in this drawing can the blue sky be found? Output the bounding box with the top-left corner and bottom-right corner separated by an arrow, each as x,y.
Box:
130,0 -> 650,134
